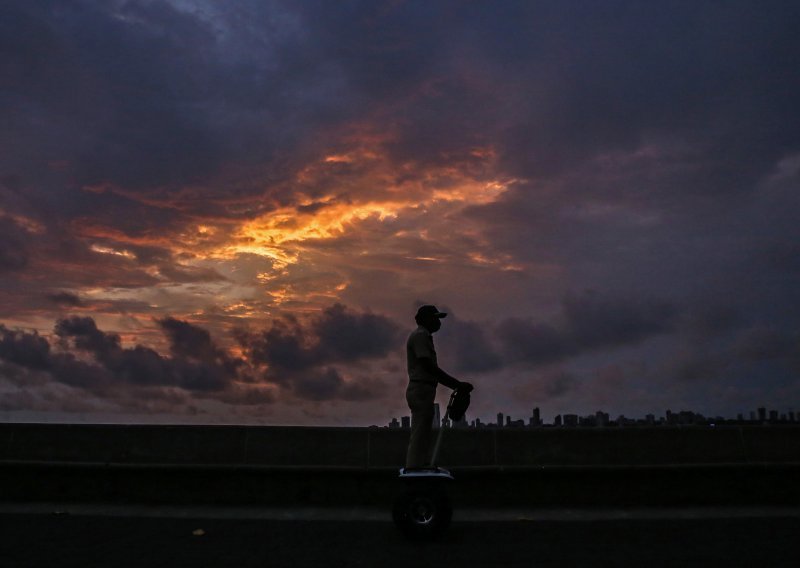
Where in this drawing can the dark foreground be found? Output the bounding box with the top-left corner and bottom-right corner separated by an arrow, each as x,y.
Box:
2,508 -> 799,568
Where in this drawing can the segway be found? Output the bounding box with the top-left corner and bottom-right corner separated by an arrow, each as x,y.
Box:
393,386 -> 471,540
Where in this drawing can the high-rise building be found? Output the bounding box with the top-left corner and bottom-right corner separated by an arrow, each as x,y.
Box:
387,404 -> 769,430
452,416 -> 468,428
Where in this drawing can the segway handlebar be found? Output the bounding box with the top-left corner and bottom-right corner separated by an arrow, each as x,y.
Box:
430,385 -> 472,467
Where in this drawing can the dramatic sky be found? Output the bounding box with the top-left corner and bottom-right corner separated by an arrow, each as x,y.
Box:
1,0 -> 799,426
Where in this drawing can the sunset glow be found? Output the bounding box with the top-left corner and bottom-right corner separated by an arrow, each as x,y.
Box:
1,1 -> 798,426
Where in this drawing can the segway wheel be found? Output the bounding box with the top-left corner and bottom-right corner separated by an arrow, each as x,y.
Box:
392,487 -> 452,540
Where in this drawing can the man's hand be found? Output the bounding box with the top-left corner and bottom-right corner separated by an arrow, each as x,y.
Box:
458,381 -> 474,393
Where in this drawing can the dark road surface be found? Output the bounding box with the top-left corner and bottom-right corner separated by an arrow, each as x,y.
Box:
1,506 -> 799,568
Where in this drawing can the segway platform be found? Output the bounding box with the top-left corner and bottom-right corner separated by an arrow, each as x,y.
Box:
393,388 -> 470,540
398,467 -> 453,480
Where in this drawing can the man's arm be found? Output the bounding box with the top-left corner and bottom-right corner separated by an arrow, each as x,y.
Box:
418,357 -> 472,391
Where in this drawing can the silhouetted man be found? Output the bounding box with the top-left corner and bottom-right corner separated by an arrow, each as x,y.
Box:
405,305 -> 473,470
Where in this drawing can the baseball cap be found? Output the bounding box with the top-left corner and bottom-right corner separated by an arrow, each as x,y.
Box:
415,305 -> 447,319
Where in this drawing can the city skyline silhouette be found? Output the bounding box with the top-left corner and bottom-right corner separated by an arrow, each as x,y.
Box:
2,1 -> 799,429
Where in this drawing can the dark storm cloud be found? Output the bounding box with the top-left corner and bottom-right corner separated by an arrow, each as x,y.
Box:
240,303 -> 401,371
496,319 -> 567,366
157,316 -> 243,379
0,325 -> 52,370
159,317 -> 220,361
55,315 -> 122,355
639,323 -> 800,386
495,292 -> 678,367
0,361 -> 49,389
512,369 -> 580,402
0,0 -> 359,217
1,0 -> 799,422
54,315 -> 237,392
281,0 -> 800,193
3,0 -> 798,209
286,367 -> 384,403
8,307 -> 394,406
235,315 -> 308,378
426,292 -> 679,379
3,317 -> 278,411
47,292 -> 84,307
236,303 -> 400,400
4,0 -> 797,247
314,303 -> 401,362
291,367 -> 344,402
0,316 -> 256,395
487,2 -> 800,186
1,1 -> 219,190
0,323 -> 111,390
562,291 -> 676,350
445,317 -> 503,374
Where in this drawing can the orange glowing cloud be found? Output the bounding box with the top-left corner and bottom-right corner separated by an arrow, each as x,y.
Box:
46,133 -> 524,328
204,145 -> 516,272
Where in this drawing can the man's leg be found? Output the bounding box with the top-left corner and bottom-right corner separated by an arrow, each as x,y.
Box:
405,383 -> 435,469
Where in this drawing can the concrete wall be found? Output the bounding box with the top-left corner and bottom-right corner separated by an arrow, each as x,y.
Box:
2,423 -> 799,467
3,424 -> 799,507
